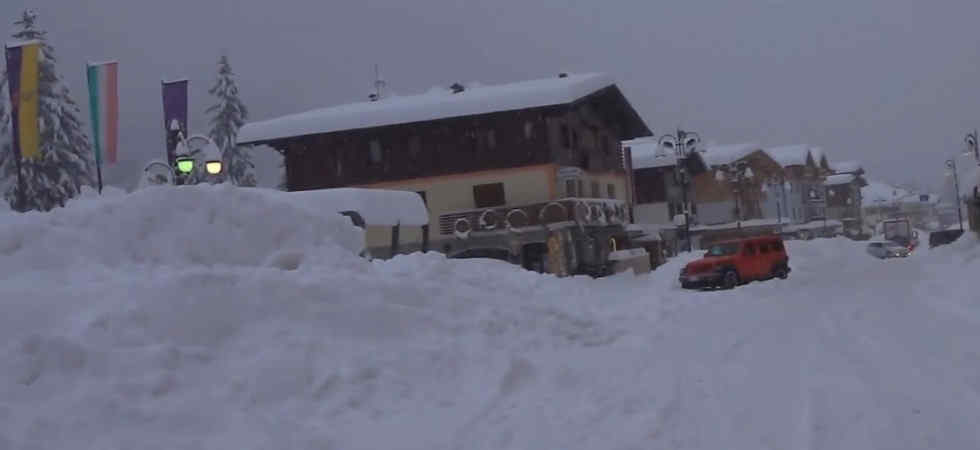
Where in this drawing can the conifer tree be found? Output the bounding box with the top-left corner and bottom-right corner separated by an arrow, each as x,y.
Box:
205,54 -> 255,186
0,10 -> 95,211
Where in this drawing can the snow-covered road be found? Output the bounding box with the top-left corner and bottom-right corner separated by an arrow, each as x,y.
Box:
2,186 -> 979,450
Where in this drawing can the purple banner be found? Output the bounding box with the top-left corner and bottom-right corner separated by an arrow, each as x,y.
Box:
161,79 -> 188,166
5,45 -> 23,159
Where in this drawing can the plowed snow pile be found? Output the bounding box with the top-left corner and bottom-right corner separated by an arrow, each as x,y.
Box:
2,185 -> 980,450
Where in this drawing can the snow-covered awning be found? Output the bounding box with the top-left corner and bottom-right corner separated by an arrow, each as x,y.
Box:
833,160 -> 863,174
285,187 -> 429,226
824,174 -> 856,186
239,72 -> 651,145
624,137 -> 707,174
623,137 -> 678,169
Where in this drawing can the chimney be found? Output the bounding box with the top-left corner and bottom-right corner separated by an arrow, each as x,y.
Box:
450,82 -> 465,94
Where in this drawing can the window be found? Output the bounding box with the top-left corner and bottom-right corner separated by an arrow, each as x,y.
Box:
465,130 -> 478,154
591,181 -> 600,198
369,139 -> 383,166
560,124 -> 570,148
577,180 -> 584,198
707,243 -> 739,256
486,129 -> 496,149
565,179 -> 576,197
408,135 -> 421,162
607,184 -> 616,199
335,149 -> 344,176
473,183 -> 506,208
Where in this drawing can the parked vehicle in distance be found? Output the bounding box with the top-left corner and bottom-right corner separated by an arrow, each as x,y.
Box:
866,241 -> 911,259
679,235 -> 790,290
881,218 -> 919,251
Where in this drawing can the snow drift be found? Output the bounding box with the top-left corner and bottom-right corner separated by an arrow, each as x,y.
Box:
0,184 -> 365,275
2,186 -> 980,450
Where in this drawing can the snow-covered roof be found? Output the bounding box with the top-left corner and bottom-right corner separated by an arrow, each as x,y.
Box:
700,143 -> 761,167
862,181 -> 908,206
833,160 -> 862,173
239,73 -> 631,144
861,181 -> 936,206
824,174 -> 856,186
623,137 -> 678,169
766,144 -> 811,167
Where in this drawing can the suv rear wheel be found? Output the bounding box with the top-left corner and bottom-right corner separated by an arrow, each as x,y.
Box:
773,265 -> 789,280
721,270 -> 740,290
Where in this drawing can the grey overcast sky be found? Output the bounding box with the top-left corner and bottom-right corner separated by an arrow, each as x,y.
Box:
3,0 -> 980,191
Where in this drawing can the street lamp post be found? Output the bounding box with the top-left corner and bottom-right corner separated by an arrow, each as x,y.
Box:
946,159 -> 964,232
659,129 -> 701,252
142,160 -> 177,186
716,160 -> 754,230
172,133 -> 224,185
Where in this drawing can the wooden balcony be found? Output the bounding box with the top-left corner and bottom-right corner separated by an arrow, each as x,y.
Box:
438,197 -> 628,237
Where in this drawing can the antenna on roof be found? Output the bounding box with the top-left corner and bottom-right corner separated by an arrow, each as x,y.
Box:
369,64 -> 386,102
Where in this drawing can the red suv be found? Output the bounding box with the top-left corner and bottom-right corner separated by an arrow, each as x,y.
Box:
679,236 -> 790,290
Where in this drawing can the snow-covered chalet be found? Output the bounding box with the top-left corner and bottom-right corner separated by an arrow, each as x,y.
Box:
238,73 -> 653,276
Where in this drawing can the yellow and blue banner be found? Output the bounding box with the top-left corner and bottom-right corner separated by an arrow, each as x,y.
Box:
4,40 -> 41,160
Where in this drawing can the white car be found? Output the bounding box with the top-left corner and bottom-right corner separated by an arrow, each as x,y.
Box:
866,241 -> 911,259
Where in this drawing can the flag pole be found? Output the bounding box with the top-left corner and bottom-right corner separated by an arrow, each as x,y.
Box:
5,43 -> 27,211
13,141 -> 26,211
96,155 -> 103,194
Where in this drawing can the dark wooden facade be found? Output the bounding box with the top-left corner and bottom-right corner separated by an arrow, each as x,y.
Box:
692,149 -> 785,221
258,86 -> 650,191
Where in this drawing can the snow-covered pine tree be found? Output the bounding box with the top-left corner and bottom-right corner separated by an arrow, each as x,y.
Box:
0,10 -> 96,211
205,54 -> 255,186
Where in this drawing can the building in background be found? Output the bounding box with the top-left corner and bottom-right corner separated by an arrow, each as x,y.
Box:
623,137 -> 707,225
766,145 -> 828,224
238,72 -> 652,276
692,143 -> 783,225
825,173 -> 868,236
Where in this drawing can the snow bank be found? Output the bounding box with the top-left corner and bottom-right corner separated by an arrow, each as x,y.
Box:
4,185 -> 980,449
0,184 -> 364,276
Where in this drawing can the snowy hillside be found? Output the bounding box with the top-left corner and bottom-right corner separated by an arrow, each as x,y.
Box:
2,186 -> 980,449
